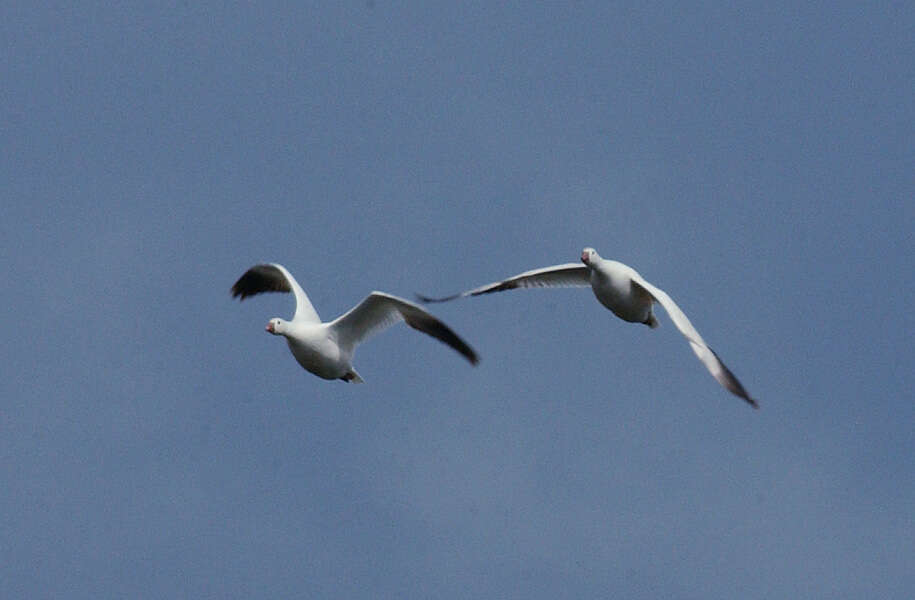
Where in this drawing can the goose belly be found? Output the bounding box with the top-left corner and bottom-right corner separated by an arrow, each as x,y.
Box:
591,275 -> 653,323
287,336 -> 350,380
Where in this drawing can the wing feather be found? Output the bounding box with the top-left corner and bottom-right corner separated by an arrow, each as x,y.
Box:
417,263 -> 590,303
630,274 -> 758,408
230,263 -> 321,323
330,292 -> 479,365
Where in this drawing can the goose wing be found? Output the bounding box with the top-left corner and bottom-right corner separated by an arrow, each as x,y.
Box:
417,263 -> 590,303
330,292 -> 479,365
230,263 -> 321,323
630,274 -> 758,409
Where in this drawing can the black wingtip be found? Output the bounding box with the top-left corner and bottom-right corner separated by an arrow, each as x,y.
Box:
706,346 -> 759,410
439,327 -> 479,367
230,282 -> 252,301
415,292 -> 459,304
402,310 -> 480,366
230,283 -> 250,300
230,264 -> 291,301
458,344 -> 480,366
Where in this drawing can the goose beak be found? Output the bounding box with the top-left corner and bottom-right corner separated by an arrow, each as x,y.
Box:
265,322 -> 274,333
581,251 -> 589,264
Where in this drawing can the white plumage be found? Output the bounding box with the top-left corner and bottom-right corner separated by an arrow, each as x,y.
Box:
419,248 -> 757,408
232,263 -> 479,382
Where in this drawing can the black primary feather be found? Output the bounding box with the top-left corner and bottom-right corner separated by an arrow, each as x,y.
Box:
231,264 -> 291,300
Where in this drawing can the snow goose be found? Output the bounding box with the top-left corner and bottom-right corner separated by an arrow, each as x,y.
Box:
418,248 -> 757,408
232,263 -> 479,382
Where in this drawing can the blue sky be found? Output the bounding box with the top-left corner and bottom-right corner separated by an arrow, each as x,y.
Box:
2,2 -> 912,598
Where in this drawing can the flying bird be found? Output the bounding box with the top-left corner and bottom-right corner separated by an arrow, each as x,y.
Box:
232,263 -> 479,382
418,248 -> 758,408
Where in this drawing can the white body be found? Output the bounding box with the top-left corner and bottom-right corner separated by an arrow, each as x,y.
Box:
589,259 -> 656,325
418,247 -> 756,407
232,263 -> 479,383
283,322 -> 349,380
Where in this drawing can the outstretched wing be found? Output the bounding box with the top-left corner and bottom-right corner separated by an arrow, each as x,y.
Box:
417,263 -> 590,303
230,263 -> 321,323
630,274 -> 758,409
330,292 -> 479,365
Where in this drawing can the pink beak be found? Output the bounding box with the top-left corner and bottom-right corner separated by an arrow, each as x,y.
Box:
265,322 -> 274,333
581,251 -> 589,264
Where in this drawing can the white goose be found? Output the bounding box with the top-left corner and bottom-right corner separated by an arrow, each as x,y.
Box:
419,248 -> 757,408
232,263 -> 479,382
